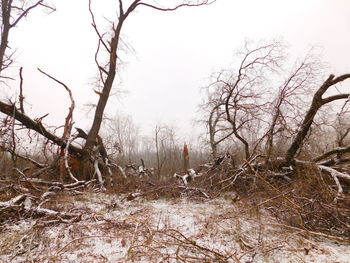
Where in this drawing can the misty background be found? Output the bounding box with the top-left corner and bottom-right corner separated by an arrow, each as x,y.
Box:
2,0 -> 350,157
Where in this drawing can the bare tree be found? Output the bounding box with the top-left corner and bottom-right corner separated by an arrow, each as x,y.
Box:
73,0 -> 216,179
0,0 -> 54,77
83,0 -> 216,165
202,40 -> 285,160
199,86 -> 233,158
200,40 -> 336,167
154,125 -> 166,178
264,49 -> 322,161
102,113 -> 139,164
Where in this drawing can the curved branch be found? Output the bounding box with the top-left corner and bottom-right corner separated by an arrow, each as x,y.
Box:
314,145 -> 350,162
37,68 -> 75,138
88,0 -> 110,53
137,0 -> 216,11
321,94 -> 350,105
330,74 -> 350,85
11,1 -> 44,27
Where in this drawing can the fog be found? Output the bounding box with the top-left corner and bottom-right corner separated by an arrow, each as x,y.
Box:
4,0 -> 350,142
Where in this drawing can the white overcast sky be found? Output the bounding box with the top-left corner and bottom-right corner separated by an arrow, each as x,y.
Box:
4,0 -> 350,141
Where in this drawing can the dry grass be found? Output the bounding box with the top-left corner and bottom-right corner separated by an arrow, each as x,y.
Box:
1,159 -> 350,262
1,190 -> 350,263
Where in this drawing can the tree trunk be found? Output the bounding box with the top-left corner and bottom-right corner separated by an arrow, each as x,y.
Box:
183,143 -> 190,171
0,2 -> 10,74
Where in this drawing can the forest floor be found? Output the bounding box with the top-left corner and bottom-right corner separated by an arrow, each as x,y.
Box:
1,191 -> 349,263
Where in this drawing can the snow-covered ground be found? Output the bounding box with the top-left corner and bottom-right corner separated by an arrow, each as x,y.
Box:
1,192 -> 349,262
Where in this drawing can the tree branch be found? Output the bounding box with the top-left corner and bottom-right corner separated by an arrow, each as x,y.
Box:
285,73 -> 350,164
314,145 -> 350,162
321,94 -> 350,105
0,101 -> 82,155
137,0 -> 216,12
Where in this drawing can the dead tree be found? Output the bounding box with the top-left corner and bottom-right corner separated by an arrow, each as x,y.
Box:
183,143 -> 190,171
83,0 -> 216,166
154,126 -> 166,178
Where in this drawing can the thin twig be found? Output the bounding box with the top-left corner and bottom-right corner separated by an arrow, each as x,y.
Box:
18,67 -> 25,113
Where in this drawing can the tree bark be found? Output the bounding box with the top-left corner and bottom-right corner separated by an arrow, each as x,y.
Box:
0,1 -> 11,73
183,143 -> 190,171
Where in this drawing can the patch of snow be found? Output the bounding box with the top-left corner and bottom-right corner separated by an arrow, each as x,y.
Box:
4,219 -> 35,232
1,193 -> 350,263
